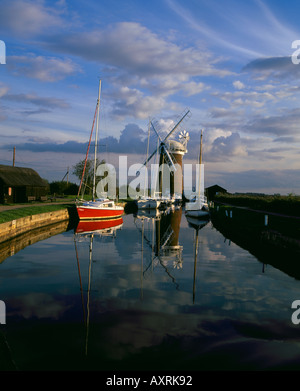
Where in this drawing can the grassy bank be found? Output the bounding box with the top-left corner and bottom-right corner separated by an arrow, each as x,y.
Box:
211,203 -> 300,241
214,193 -> 300,217
0,203 -> 75,224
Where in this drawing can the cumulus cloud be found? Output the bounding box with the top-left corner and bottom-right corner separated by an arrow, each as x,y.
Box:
111,87 -> 168,120
3,92 -> 69,109
46,22 -> 230,78
0,0 -> 65,37
209,107 -> 242,119
7,55 -> 80,82
207,132 -> 247,161
273,136 -> 300,144
213,89 -> 276,108
40,21 -> 231,118
233,80 -> 245,90
243,56 -> 300,80
243,107 -> 300,136
0,123 -> 148,155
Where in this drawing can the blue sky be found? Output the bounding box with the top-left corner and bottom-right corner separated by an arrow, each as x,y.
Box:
0,0 -> 300,194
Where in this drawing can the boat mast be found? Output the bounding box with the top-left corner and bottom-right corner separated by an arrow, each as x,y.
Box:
144,120 -> 151,198
198,129 -> 203,199
93,79 -> 102,201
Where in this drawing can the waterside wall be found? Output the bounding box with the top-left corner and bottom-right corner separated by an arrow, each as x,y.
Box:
0,209 -> 71,244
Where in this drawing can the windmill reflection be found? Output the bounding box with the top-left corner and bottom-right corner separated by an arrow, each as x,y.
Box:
134,205 -> 183,289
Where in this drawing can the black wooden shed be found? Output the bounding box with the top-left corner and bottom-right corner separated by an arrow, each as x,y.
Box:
0,165 -> 48,204
206,184 -> 228,201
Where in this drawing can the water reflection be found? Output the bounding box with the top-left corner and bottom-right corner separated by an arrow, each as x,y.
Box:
211,209 -> 300,279
134,206 -> 184,289
73,207 -> 212,361
0,220 -> 69,264
1,206 -> 300,370
75,217 -> 123,237
73,217 -> 124,356
186,215 -> 210,303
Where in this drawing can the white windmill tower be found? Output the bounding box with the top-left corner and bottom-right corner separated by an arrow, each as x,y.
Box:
136,108 -> 191,209
151,109 -> 191,202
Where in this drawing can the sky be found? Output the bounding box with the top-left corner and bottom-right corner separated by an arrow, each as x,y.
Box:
0,0 -> 300,195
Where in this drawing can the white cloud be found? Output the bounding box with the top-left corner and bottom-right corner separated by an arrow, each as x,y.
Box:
243,56 -> 300,80
233,80 -> 245,90
207,132 -> 247,161
42,21 -> 231,119
244,107 -> 300,136
214,89 -> 276,109
46,22 -> 232,79
111,86 -> 168,120
3,92 -> 69,109
0,84 -> 9,98
7,55 -> 80,82
0,0 -> 65,36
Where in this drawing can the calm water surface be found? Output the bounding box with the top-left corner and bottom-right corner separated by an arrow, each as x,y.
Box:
1,207 -> 300,371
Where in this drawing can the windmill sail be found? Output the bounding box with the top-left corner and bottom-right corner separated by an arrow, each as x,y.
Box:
143,108 -> 191,167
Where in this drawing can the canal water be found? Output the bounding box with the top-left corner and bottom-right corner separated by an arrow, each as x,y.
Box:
1,206 -> 300,371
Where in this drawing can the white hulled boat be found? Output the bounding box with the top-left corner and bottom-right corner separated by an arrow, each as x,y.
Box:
185,130 -> 209,219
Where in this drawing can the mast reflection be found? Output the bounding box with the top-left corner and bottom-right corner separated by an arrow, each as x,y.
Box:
73,217 -> 123,356
186,214 -> 210,303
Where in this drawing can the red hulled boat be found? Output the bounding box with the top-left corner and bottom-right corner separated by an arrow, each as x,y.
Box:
76,79 -> 124,220
76,199 -> 124,220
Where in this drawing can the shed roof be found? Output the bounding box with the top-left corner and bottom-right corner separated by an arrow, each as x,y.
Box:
0,165 -> 47,187
206,184 -> 227,192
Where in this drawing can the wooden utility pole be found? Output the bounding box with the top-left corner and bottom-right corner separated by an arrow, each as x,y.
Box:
13,146 -> 15,167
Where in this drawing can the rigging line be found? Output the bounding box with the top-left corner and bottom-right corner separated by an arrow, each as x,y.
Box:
93,79 -> 102,202
77,102 -> 98,198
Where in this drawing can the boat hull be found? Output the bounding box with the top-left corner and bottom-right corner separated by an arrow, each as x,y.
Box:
75,217 -> 123,234
76,205 -> 124,220
185,209 -> 210,218
186,215 -> 209,230
185,196 -> 209,219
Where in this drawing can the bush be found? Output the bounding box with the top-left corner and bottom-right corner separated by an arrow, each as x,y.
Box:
214,193 -> 300,217
49,181 -> 79,196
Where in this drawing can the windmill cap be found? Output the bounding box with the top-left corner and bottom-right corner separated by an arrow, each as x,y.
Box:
167,139 -> 187,154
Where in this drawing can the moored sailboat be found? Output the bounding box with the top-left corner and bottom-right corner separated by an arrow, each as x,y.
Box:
185,129 -> 209,219
76,80 -> 124,220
